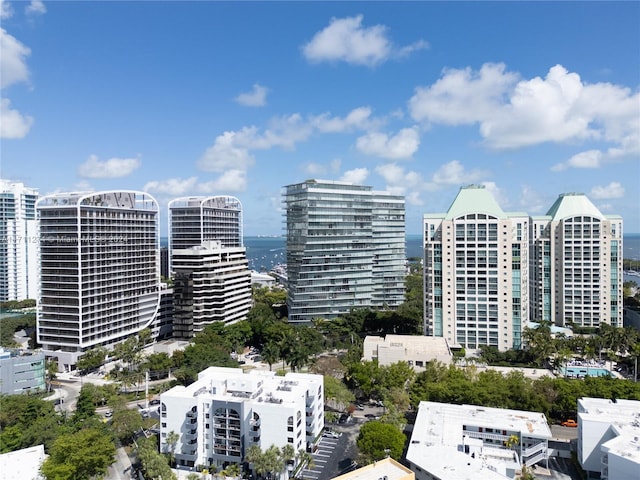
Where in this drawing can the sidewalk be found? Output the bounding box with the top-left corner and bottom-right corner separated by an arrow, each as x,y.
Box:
106,446 -> 133,480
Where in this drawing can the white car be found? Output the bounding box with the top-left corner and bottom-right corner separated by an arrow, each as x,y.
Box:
323,430 -> 342,439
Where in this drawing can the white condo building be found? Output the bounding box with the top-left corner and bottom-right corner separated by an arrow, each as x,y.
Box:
576,397 -> 640,480
530,194 -> 623,328
406,401 -> 552,480
0,180 -> 39,302
160,367 -> 324,471
36,191 -> 160,371
172,241 -> 252,338
168,196 -> 243,272
423,185 -> 529,351
284,179 -> 405,323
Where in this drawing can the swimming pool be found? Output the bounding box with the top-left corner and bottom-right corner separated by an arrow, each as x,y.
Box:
562,366 -> 612,378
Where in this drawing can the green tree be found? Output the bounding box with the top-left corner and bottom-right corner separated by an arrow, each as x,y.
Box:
356,421 -> 406,462
262,340 -> 281,371
165,430 -> 180,466
136,436 -> 176,480
41,428 -> 116,480
323,375 -> 355,411
76,347 -> 108,373
111,406 -> 144,444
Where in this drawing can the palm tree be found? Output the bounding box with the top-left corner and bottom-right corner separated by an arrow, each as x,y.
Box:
166,430 -> 180,467
279,444 -> 296,480
296,449 -> 314,480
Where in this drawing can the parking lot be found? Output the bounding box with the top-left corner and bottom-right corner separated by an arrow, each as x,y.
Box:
300,421 -> 361,480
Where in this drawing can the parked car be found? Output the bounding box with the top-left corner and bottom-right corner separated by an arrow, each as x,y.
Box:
561,419 -> 578,427
355,404 -> 365,411
323,429 -> 342,438
104,410 -> 113,418
149,399 -> 160,406
338,413 -> 351,424
364,413 -> 379,420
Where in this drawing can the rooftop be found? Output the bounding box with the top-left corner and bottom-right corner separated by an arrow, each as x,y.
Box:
412,402 -> 552,444
330,457 -> 414,480
545,193 -> 603,221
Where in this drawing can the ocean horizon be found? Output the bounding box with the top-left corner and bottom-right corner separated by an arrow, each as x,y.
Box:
162,233 -> 640,274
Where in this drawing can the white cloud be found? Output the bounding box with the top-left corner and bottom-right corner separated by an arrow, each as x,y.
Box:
551,150 -> 602,171
409,63 -> 518,126
235,83 -> 268,107
198,108 -> 379,181
198,130 -> 256,172
1,0 -> 14,19
518,185 -> 546,213
0,97 -> 33,138
340,167 -> 369,184
409,63 -> 640,163
312,106 -> 377,133
144,177 -> 198,196
25,0 -> 46,16
375,163 -> 427,202
302,158 -> 341,177
355,127 -> 420,159
481,181 -> 510,208
0,28 -> 31,88
431,160 -> 488,186
198,170 -> 247,192
590,181 -> 624,199
302,15 -> 426,67
77,154 -> 141,179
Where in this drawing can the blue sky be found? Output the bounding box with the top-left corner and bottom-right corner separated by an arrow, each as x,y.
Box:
2,1 -> 639,235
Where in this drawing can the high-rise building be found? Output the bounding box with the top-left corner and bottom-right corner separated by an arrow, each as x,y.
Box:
530,194 -> 623,328
168,196 -> 243,272
284,179 -> 405,323
172,241 -> 252,338
36,191 -> 160,372
423,185 -> 529,351
0,180 -> 39,302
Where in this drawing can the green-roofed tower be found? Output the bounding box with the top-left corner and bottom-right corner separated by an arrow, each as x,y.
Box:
530,193 -> 623,328
423,185 -> 529,351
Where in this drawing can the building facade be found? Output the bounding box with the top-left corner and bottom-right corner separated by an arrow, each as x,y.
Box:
160,367 -> 324,471
36,191 -> 160,371
0,348 -> 45,395
530,194 -> 623,328
406,401 -> 551,480
0,180 -> 39,302
423,185 -> 529,351
168,196 -> 243,272
576,397 -> 640,480
284,179 -> 405,323
172,241 -> 251,338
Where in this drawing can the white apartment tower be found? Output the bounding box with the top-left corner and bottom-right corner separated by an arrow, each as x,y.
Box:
160,367 -> 324,471
0,180 -> 39,301
168,196 -> 243,272
36,191 -> 160,371
172,241 -> 252,338
423,185 -> 529,351
530,193 -> 623,328
284,179 -> 405,323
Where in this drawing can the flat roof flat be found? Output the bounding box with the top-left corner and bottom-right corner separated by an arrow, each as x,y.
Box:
331,457 -> 413,480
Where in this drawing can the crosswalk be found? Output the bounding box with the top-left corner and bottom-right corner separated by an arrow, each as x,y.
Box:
299,437 -> 340,480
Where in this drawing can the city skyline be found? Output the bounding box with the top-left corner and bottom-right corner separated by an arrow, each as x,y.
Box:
2,1 -> 639,235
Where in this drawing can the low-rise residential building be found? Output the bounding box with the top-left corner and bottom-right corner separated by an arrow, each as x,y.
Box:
363,335 -> 452,369
330,458 -> 414,480
0,348 -> 45,395
159,367 -> 324,471
406,401 -> 552,480
576,397 -> 640,480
